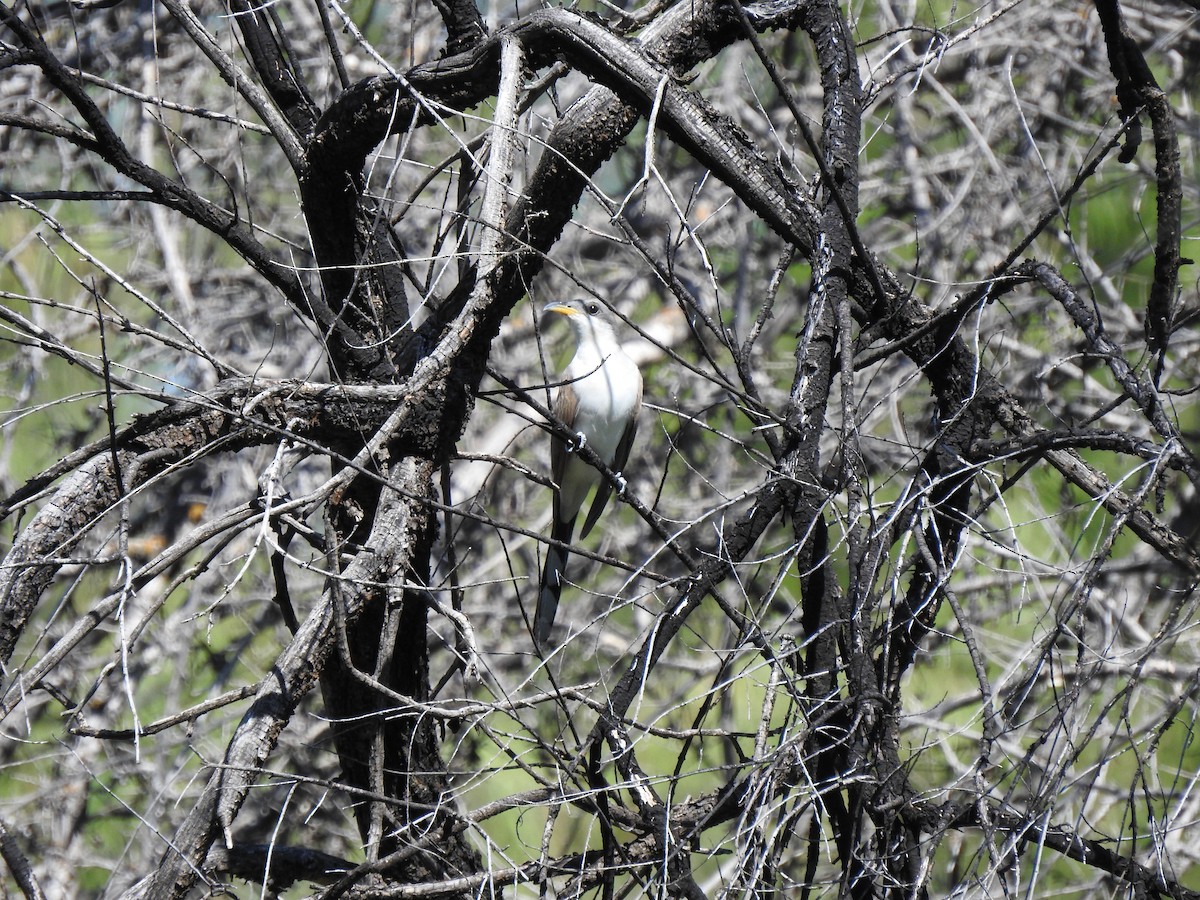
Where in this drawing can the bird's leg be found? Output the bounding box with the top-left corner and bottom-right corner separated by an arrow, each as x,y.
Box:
613,473 -> 628,496
569,431 -> 588,453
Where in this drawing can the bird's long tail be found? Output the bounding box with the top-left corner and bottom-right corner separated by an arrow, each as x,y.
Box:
536,516 -> 575,647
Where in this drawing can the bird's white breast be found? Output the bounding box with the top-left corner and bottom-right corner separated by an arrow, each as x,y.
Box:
566,351 -> 640,464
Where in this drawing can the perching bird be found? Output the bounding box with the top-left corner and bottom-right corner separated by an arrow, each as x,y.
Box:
535,299 -> 642,647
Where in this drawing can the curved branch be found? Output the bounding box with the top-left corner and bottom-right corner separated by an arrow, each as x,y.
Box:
140,459 -> 437,898
0,450 -> 150,669
0,377 -> 461,668
911,799 -> 1200,900
0,4 -> 306,306
1093,0 -> 1182,364
1025,260 -> 1200,485
156,0 -> 307,168
227,0 -> 319,138
301,0 -> 817,384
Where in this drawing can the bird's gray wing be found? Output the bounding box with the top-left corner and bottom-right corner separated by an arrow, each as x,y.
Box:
549,383 -> 578,525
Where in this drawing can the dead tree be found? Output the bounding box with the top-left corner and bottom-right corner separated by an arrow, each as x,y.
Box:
1,0 -> 1198,897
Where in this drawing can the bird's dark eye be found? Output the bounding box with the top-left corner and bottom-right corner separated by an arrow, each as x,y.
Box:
586,302 -> 600,315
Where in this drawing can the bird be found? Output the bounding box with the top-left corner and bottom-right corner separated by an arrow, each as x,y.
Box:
535,298 -> 643,647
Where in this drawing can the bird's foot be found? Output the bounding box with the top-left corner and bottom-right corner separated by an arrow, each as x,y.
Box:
569,431 -> 588,453
614,473 -> 628,496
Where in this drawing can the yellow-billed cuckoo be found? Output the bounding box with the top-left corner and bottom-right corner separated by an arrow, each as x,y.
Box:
536,299 -> 642,646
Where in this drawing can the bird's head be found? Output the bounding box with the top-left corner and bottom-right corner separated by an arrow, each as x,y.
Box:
541,298 -> 619,347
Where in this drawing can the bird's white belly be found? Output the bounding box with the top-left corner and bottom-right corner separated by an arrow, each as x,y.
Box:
568,355 -> 639,464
